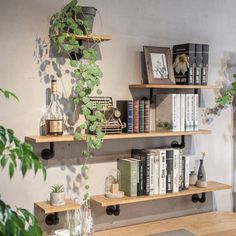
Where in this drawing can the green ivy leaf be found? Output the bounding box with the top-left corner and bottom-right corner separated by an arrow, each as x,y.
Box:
74,132 -> 83,140
70,60 -> 79,68
9,163 -> 14,179
0,156 -> 7,168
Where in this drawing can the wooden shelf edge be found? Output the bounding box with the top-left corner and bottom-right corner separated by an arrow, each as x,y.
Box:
74,34 -> 112,42
91,181 -> 231,207
35,199 -> 80,214
25,130 -> 211,143
129,84 -> 221,89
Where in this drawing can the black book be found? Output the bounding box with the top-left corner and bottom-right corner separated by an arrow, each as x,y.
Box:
173,43 -> 195,85
194,44 -> 202,85
201,44 -> 209,85
166,149 -> 174,193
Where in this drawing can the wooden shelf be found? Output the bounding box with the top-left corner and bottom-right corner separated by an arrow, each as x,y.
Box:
129,84 -> 220,89
91,181 -> 231,207
74,34 -> 112,42
35,199 -> 80,214
25,130 -> 211,143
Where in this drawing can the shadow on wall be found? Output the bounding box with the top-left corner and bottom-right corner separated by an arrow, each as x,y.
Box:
202,51 -> 236,124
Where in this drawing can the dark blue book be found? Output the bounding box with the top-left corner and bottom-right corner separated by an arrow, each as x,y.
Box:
116,100 -> 133,133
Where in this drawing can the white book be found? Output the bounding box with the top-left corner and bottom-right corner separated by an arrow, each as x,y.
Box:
149,152 -> 155,195
185,94 -> 191,131
179,149 -> 184,191
189,94 -> 195,131
176,94 -> 181,131
173,149 -> 180,193
183,155 -> 190,189
194,94 -> 199,131
180,94 -> 186,131
158,149 -> 166,194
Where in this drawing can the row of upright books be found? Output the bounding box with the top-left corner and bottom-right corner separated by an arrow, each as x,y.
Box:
156,93 -> 199,132
117,148 -> 190,197
173,43 -> 209,85
116,99 -> 150,133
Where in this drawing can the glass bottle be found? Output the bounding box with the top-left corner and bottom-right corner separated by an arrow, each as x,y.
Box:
45,79 -> 63,136
82,203 -> 94,236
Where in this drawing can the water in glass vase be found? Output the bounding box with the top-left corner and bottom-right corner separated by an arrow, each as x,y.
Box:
45,79 -> 63,136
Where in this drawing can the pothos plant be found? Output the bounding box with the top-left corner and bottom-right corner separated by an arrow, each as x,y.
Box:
0,89 -> 46,236
49,0 -> 105,205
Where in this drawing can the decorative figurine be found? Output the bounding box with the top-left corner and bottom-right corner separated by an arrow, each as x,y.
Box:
189,171 -> 198,186
196,152 -> 208,188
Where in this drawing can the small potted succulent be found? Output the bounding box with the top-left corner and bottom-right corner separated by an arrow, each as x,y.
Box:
50,184 -> 65,206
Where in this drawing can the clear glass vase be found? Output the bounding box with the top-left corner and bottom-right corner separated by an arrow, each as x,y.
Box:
81,203 -> 94,236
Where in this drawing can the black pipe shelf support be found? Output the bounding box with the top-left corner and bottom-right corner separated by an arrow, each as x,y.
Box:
192,193 -> 206,203
41,142 -> 55,160
45,212 -> 59,225
106,205 -> 120,216
171,135 -> 185,149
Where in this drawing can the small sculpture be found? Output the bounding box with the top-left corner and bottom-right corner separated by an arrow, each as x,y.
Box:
196,152 -> 208,188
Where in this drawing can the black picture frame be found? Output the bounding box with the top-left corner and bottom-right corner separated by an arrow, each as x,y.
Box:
143,46 -> 175,84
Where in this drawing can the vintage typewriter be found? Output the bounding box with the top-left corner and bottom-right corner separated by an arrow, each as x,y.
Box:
90,97 -> 125,134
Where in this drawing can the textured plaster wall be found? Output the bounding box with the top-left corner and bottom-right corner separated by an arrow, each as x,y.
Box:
0,0 -> 234,234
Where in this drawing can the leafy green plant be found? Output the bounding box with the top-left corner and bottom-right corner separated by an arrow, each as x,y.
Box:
51,184 -> 64,193
215,74 -> 236,107
49,0 -> 105,206
0,88 -> 46,236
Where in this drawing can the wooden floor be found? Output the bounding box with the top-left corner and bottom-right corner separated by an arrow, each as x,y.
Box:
94,212 -> 236,236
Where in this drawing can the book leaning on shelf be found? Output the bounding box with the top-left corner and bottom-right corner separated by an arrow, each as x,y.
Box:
117,99 -> 150,134
118,148 -> 191,197
156,94 -> 199,132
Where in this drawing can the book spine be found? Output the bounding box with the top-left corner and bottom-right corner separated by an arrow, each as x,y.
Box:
173,149 -> 180,193
179,149 -> 184,191
159,150 -> 166,194
166,150 -> 174,193
149,153 -> 155,195
139,100 -> 145,133
188,45 -> 195,85
145,152 -> 150,195
130,159 -> 138,196
190,94 -> 194,131
153,152 -> 159,195
127,101 -> 134,133
195,44 -> 202,85
138,160 -> 145,196
194,94 -> 199,131
144,100 -> 150,133
185,94 -> 191,131
172,94 -> 177,131
176,94 -> 181,131
181,155 -> 185,190
184,156 -> 190,190
133,100 -> 139,133
201,44 -> 209,85
180,94 -> 186,131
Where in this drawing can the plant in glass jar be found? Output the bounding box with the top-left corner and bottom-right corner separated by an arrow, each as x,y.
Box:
0,88 -> 46,236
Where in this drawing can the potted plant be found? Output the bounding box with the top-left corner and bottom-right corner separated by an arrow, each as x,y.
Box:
0,88 -> 46,236
50,184 -> 65,206
49,0 -> 105,208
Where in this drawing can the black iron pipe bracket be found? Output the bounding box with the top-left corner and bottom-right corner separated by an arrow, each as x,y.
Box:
41,142 -> 55,160
192,193 -> 206,203
171,135 -> 185,149
106,205 -> 120,216
45,212 -> 59,225
150,88 -> 154,104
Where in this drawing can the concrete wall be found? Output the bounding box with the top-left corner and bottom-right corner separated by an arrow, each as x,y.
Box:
0,0 -> 234,234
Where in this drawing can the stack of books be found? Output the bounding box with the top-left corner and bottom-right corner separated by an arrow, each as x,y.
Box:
117,148 -> 190,197
116,99 -> 150,133
156,94 -> 199,132
173,43 -> 209,85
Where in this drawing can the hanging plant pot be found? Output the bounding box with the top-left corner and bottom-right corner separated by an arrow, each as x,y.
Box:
79,6 -> 97,34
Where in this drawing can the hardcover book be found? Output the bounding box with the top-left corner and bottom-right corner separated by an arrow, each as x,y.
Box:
166,149 -> 174,193
116,100 -> 133,133
173,43 -> 195,85
180,94 -> 186,131
194,44 -> 202,85
173,149 -> 180,193
202,44 -> 209,85
144,100 -> 150,133
139,100 -> 145,133
194,94 -> 199,131
133,100 -> 139,133
117,158 -> 138,196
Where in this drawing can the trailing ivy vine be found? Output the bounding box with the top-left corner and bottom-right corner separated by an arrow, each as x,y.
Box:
49,0 -> 105,205
0,89 -> 46,236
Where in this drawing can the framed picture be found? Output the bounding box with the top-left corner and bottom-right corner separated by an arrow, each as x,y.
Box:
143,46 -> 175,84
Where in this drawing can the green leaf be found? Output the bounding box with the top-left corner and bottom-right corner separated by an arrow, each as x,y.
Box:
0,156 -> 7,168
74,132 -> 83,140
7,129 -> 14,144
70,60 -> 79,68
0,89 -> 19,101
9,163 -> 14,179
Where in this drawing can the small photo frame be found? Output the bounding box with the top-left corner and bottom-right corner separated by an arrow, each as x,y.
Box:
143,46 -> 175,84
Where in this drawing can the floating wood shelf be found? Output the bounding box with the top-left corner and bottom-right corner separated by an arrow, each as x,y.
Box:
91,181 -> 231,207
129,84 -> 220,89
25,130 -> 211,144
35,199 -> 80,214
75,34 -> 112,42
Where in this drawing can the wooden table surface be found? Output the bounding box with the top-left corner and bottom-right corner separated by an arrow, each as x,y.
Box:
94,212 -> 236,236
